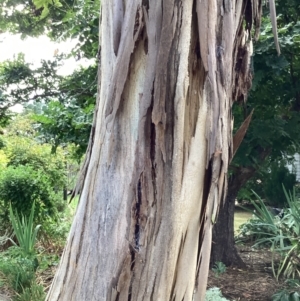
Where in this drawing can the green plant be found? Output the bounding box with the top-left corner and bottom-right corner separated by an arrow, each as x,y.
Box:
0,252 -> 36,293
237,186 -> 300,280
6,136 -> 67,191
0,165 -> 57,222
236,191 -> 280,247
272,289 -> 300,301
0,247 -> 44,301
273,186 -> 300,280
212,262 -> 227,277
9,202 -> 41,257
14,281 -> 45,301
205,287 -> 229,301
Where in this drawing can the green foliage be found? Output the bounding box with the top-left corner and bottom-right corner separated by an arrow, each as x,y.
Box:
31,98 -> 94,160
0,247 -> 45,301
0,249 -> 36,293
0,54 -> 64,110
0,0 -> 99,154
237,187 -> 300,280
238,161 -> 297,206
0,165 -> 57,221
14,282 -> 45,301
33,0 -> 62,20
272,290 -> 300,301
275,278 -> 300,300
205,287 -> 229,301
0,58 -> 96,158
212,262 -> 227,277
236,191 -> 279,246
3,114 -> 67,189
6,138 -> 66,190
0,136 -> 6,149
0,0 -> 99,155
9,202 -> 41,257
0,0 -> 99,58
232,0 -> 300,208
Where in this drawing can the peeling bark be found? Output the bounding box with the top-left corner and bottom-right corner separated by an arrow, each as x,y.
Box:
46,1 -> 262,300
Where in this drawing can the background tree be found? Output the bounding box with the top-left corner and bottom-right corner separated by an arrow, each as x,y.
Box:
211,0 -> 300,267
46,1 -> 262,300
0,0 -> 99,156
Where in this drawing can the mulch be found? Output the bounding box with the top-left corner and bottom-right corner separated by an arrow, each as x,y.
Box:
208,245 -> 292,301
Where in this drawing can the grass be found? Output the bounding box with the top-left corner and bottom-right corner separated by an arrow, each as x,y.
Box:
234,208 -> 253,233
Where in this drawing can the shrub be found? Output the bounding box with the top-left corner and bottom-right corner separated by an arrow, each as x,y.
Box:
6,138 -> 66,191
236,187 -> 300,280
0,165 -> 57,222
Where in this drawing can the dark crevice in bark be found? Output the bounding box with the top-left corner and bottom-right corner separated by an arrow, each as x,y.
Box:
245,0 -> 253,32
75,206 -> 88,265
142,0 -> 149,10
150,274 -> 156,301
128,243 -> 137,301
133,8 -> 141,38
135,179 -> 142,250
165,2 -> 181,165
197,161 -> 212,263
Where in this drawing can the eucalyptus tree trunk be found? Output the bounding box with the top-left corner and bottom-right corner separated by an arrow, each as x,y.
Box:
46,1 -> 262,300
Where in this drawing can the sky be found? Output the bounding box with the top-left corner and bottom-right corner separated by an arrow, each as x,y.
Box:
0,33 -> 93,112
0,33 -> 83,75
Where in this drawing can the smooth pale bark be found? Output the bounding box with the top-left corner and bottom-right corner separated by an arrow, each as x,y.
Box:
47,1 -> 262,300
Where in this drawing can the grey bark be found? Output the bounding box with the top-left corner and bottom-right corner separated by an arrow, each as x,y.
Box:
46,1 -> 262,300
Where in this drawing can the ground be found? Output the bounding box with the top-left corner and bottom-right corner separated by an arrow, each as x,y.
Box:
207,244 -> 289,301
0,245 -> 289,301
41,244 -> 295,301
208,206 -> 295,301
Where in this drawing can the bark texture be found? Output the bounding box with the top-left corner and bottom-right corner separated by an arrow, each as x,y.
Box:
47,1 -> 262,300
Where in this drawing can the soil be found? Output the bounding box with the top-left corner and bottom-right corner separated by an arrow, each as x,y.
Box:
207,244 -> 293,301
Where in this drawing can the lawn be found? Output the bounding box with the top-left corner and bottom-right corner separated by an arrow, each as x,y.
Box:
234,208 -> 253,233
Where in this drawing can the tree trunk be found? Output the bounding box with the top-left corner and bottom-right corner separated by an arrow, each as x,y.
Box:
210,170 -> 254,268
46,1 -> 262,300
211,148 -> 271,267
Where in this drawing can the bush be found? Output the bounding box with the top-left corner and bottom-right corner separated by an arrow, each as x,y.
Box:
236,187 -> 300,280
6,138 -> 66,191
0,165 -> 57,222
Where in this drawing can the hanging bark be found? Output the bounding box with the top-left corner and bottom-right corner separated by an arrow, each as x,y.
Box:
46,1 -> 262,300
